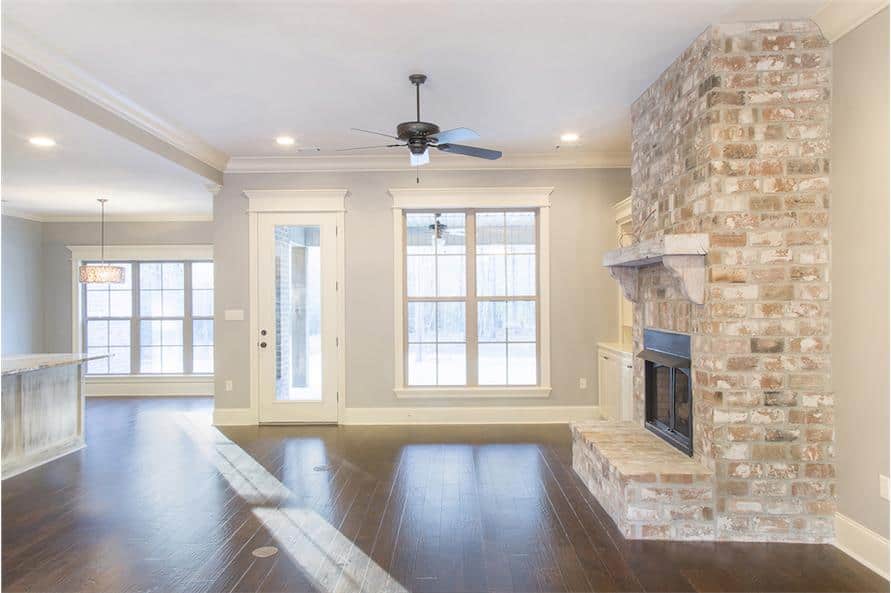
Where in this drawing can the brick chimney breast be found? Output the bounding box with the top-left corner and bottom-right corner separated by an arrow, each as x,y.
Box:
629,19 -> 833,542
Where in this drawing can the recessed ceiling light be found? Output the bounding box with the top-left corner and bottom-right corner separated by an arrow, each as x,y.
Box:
560,132 -> 580,143
29,136 -> 56,147
275,136 -> 295,146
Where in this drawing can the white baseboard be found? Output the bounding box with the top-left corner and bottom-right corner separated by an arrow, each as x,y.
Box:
834,512 -> 890,579
212,405 -> 599,426
213,407 -> 258,425
86,376 -> 214,397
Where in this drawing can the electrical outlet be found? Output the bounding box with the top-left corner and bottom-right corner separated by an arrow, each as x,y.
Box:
579,377 -> 587,389
225,380 -> 234,392
880,475 -> 889,501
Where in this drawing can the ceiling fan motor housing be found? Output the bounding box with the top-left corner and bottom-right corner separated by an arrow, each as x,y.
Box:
344,73 -> 501,163
397,121 -> 440,153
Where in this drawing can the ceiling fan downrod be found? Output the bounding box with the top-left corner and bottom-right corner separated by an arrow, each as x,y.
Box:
409,73 -> 427,123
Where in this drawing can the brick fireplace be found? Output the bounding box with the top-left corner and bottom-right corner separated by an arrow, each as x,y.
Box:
573,19 -> 834,543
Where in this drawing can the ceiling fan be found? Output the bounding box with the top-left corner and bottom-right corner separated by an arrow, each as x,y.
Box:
338,74 -> 502,167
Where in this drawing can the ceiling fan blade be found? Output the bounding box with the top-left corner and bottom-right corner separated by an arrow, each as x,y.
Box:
335,144 -> 404,152
436,143 -> 502,160
410,150 -> 430,167
350,127 -> 398,139
432,127 -> 480,144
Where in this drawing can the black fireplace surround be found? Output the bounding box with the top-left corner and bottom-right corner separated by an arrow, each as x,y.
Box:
638,329 -> 693,456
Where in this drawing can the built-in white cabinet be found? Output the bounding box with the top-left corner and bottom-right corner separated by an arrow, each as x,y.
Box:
597,197 -> 634,422
597,343 -> 633,421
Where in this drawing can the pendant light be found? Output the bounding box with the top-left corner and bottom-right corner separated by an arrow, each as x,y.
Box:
79,199 -> 125,284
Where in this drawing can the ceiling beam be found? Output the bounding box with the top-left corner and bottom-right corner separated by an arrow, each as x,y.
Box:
2,23 -> 228,183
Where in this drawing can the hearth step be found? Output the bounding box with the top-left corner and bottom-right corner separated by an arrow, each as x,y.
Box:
571,420 -> 716,540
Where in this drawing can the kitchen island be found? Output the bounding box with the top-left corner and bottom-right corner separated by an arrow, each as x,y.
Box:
1,353 -> 107,479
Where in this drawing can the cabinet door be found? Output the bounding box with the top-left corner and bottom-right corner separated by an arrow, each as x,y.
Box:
597,350 -> 610,420
607,355 -> 621,420
599,350 -> 620,420
619,355 -> 633,421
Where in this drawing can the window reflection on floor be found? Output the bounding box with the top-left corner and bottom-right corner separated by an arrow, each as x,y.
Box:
176,413 -> 407,593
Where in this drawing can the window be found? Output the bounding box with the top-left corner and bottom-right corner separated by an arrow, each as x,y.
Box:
403,210 -> 539,387
82,260 -> 213,375
192,263 -> 215,374
84,263 -> 133,375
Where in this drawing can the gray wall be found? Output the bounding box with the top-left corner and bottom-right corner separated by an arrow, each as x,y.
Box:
831,8 -> 890,539
2,215 -> 45,354
214,168 -> 630,410
42,221 -> 214,353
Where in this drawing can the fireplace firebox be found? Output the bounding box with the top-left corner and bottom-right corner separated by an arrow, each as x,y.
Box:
639,329 -> 692,456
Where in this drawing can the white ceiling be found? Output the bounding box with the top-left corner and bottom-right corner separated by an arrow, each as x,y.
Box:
3,0 -> 825,158
1,0 -> 829,218
1,80 -> 212,220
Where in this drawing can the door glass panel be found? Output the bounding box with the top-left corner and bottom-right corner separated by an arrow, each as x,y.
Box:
275,225 -> 322,401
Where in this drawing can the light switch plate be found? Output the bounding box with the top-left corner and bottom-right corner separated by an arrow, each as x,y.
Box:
579,377 -> 587,389
225,380 -> 234,392
224,309 -> 245,321
880,475 -> 889,501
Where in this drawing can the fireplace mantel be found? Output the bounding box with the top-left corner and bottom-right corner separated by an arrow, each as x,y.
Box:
603,234 -> 709,305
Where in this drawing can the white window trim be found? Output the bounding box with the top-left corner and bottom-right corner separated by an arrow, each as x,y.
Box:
389,187 -> 553,399
243,189 -> 348,213
68,244 -> 214,378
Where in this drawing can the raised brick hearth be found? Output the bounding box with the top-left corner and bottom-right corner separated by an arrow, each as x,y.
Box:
572,422 -> 714,539
575,18 -> 835,543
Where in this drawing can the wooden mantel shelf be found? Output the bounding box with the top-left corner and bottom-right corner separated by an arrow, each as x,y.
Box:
602,234 -> 709,305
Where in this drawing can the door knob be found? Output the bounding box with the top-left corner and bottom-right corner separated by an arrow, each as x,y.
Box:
260,342 -> 267,348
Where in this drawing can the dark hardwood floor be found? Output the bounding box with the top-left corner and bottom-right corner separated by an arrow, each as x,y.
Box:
2,397 -> 887,593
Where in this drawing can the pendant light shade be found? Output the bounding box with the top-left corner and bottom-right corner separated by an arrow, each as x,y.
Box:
79,199 -> 125,284
79,264 -> 125,284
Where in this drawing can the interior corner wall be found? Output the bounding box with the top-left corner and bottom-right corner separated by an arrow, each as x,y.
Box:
40,220 -> 214,353
2,215 -> 45,354
831,7 -> 890,540
213,168 -> 630,411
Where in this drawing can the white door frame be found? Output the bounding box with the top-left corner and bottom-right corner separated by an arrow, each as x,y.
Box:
246,189 -> 347,424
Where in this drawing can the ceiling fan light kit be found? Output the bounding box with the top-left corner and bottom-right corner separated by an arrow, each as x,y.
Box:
341,74 -> 503,169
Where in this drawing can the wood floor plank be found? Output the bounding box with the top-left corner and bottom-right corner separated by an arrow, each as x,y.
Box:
2,397 -> 888,593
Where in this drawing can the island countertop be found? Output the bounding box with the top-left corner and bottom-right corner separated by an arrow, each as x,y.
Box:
2,353 -> 109,377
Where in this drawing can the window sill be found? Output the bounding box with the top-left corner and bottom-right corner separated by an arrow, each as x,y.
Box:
394,386 -> 551,400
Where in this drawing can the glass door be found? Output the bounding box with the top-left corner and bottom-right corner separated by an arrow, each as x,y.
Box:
257,212 -> 339,423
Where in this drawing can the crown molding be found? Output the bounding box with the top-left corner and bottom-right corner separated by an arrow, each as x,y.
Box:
44,213 -> 213,223
225,151 -> 631,174
1,207 -> 46,222
1,21 -> 229,173
2,210 -> 213,223
812,0 -> 889,41
206,183 -> 224,197
613,196 -> 632,223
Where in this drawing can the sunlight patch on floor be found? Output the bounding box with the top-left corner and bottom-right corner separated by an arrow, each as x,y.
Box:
175,413 -> 407,593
